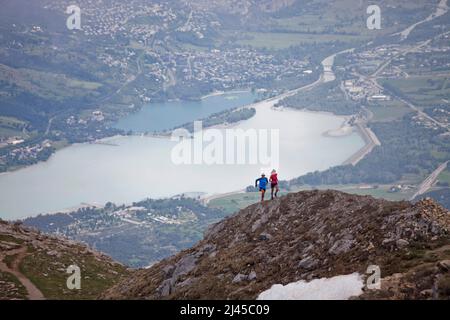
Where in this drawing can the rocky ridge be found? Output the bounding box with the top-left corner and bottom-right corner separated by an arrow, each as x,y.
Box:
102,190 -> 450,300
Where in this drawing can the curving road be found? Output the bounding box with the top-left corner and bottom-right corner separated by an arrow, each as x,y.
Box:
394,0 -> 449,41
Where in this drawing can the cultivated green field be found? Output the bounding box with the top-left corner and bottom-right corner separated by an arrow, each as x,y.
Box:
234,31 -> 369,49
382,76 -> 450,105
0,116 -> 28,139
67,79 -> 103,90
367,101 -> 412,122
0,66 -> 103,101
438,170 -> 450,185
209,192 -> 264,214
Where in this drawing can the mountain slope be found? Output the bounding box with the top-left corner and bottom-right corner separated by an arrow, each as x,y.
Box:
102,190 -> 450,300
0,219 -> 130,300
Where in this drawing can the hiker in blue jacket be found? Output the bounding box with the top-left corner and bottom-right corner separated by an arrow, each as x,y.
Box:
255,173 -> 269,202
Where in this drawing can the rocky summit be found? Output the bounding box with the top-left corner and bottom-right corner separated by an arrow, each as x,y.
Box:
101,190 -> 450,300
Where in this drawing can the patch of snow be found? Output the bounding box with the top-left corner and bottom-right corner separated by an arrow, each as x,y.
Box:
257,273 -> 364,300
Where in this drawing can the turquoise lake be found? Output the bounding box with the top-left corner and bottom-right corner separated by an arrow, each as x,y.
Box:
0,93 -> 365,219
114,91 -> 260,132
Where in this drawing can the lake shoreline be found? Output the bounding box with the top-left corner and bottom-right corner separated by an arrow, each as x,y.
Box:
0,48 -> 374,219
342,123 -> 381,166
201,89 -> 251,100
0,48 -> 352,176
0,91 -> 370,180
0,102 -> 366,219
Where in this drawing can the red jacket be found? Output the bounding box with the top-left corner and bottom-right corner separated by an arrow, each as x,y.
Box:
270,173 -> 278,184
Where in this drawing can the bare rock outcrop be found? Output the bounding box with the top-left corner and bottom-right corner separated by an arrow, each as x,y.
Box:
101,190 -> 450,300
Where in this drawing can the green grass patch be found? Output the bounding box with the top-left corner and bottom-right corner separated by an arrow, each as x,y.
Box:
0,116 -> 27,127
382,76 -> 450,105
438,170 -> 450,185
209,193 -> 260,214
178,42 -> 210,52
233,32 -> 368,49
0,127 -> 23,139
66,79 -> 102,90
0,66 -> 103,101
128,40 -> 146,50
268,0 -> 417,37
337,187 -> 414,201
0,234 -> 25,245
19,246 -> 129,300
431,150 -> 449,160
367,102 -> 412,122
0,271 -> 28,300
3,253 -> 18,269
209,191 -> 287,214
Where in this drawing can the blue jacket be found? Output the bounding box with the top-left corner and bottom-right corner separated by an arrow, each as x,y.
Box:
255,177 -> 269,189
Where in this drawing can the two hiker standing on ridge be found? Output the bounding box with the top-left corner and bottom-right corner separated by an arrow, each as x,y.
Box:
255,169 -> 279,202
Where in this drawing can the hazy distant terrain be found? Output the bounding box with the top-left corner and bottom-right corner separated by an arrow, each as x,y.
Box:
1,0 -> 449,273
0,0 -> 436,171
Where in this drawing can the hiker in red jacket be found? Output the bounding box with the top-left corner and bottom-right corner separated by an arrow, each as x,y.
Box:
270,169 -> 279,200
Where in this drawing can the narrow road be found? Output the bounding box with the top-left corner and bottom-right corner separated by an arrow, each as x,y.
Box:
354,29 -> 450,133
371,38 -> 432,78
163,67 -> 177,91
371,28 -> 450,79
394,0 -> 449,41
410,161 -> 448,200
0,246 -> 45,300
187,54 -> 193,79
388,90 -> 449,131
44,116 -> 54,136
182,10 -> 193,31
